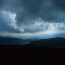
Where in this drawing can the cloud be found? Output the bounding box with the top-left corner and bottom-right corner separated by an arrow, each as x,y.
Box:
53,0 -> 65,10
0,10 -> 21,33
0,30 -> 65,37
0,0 -> 65,33
0,0 -> 63,23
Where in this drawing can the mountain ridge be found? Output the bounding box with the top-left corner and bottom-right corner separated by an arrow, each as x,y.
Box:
0,36 -> 65,48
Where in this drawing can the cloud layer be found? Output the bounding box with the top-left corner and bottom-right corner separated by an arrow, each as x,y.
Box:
0,0 -> 65,33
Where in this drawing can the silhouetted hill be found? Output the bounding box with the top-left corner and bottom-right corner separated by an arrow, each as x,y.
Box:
0,36 -> 65,48
0,37 -> 65,62
0,36 -> 26,45
29,38 -> 65,48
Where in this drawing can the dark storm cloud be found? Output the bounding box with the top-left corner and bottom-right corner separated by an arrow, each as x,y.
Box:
1,0 -> 65,22
53,0 -> 65,10
15,0 -> 65,23
15,0 -> 57,24
0,0 -> 65,33
0,0 -> 57,23
0,0 -> 4,7
0,23 -> 20,33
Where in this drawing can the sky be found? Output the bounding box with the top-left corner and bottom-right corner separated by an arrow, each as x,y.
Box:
0,0 -> 65,39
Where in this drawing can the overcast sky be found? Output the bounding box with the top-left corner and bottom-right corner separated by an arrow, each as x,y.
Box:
0,0 -> 65,37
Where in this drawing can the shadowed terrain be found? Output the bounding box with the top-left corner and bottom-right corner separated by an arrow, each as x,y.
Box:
29,38 -> 65,48
0,36 -> 65,48
0,36 -> 65,57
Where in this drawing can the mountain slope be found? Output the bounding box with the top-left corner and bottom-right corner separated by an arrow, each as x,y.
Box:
0,36 -> 26,45
29,38 -> 65,48
0,36 -> 65,48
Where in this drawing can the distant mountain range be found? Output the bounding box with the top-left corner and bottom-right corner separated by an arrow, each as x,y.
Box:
0,36 -> 31,45
0,36 -> 65,48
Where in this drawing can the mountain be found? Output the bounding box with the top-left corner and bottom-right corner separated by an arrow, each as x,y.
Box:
0,36 -> 65,48
0,36 -> 30,45
29,38 -> 65,48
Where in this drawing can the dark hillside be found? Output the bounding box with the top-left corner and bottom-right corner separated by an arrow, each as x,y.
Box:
29,38 -> 65,48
